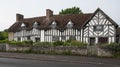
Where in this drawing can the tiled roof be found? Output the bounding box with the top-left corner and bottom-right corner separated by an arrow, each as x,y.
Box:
8,8 -> 118,32
8,13 -> 93,32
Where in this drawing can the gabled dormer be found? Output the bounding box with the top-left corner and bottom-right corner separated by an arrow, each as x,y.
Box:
67,20 -> 73,28
21,22 -> 26,29
33,21 -> 38,28
21,23 -> 25,27
51,21 -> 57,28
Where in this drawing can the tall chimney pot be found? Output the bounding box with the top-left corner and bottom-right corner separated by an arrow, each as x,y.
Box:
16,14 -> 24,22
46,9 -> 53,18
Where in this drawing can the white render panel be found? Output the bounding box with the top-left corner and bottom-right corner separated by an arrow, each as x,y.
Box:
41,30 -> 44,42
81,29 -> 83,42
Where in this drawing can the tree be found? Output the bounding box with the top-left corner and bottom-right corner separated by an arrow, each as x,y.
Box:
0,29 -> 8,40
59,6 -> 83,14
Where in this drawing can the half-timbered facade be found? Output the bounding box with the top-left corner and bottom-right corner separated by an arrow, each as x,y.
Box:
82,9 -> 118,45
8,8 -> 119,45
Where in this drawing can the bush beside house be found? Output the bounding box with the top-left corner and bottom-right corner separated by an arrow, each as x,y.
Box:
0,40 -> 120,58
100,43 -> 120,58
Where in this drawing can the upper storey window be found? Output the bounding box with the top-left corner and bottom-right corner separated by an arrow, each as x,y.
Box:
51,21 -> 57,28
67,20 -> 73,28
33,22 -> 38,28
94,25 -> 103,31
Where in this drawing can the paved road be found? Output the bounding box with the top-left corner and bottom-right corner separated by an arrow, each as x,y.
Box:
0,58 -> 119,67
0,52 -> 120,67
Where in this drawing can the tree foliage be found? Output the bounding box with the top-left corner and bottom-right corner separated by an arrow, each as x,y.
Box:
59,6 -> 83,14
0,30 -> 8,40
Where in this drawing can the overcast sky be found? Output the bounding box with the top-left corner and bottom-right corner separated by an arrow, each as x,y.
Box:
0,0 -> 120,31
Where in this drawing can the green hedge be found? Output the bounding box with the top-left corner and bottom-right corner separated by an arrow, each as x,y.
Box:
53,41 -> 64,46
8,40 -> 33,46
0,40 -> 87,47
70,40 -> 87,47
30,40 -> 87,47
34,42 -> 52,46
101,43 -> 120,57
0,40 -> 8,43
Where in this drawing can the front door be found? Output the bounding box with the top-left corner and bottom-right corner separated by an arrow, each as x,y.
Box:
90,37 -> 95,45
35,38 -> 40,42
98,37 -> 108,44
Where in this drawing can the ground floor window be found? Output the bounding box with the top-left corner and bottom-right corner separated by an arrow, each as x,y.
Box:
98,37 -> 108,44
52,36 -> 59,41
69,36 -> 76,40
17,37 -> 21,41
61,36 -> 66,41
27,36 -> 31,40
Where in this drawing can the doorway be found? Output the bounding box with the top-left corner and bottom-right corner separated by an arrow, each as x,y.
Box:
90,37 -> 95,45
35,38 -> 40,42
98,37 -> 108,44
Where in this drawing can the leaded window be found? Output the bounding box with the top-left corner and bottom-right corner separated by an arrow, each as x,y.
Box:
27,36 -> 31,40
33,22 -> 38,28
61,36 -> 66,40
52,36 -> 59,41
69,36 -> 76,40
94,25 -> 103,31
21,23 -> 26,29
67,20 -> 73,28
51,21 -> 57,28
17,37 -> 21,41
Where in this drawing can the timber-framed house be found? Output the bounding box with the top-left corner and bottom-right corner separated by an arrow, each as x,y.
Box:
8,8 -> 119,45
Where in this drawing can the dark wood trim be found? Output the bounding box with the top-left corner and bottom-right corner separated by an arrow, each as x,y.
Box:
88,23 -> 90,45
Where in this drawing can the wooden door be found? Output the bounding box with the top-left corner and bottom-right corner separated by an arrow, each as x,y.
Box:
90,37 -> 95,45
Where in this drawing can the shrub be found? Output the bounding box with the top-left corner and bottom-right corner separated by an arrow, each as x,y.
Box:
70,40 -> 87,47
101,43 -> 120,57
53,41 -> 64,46
34,42 -> 52,46
22,40 -> 33,45
0,40 -> 9,43
63,41 -> 71,46
8,41 -> 23,45
62,50 -> 72,55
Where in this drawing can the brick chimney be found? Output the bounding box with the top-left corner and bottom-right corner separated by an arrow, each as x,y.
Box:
16,14 -> 24,22
46,9 -> 53,18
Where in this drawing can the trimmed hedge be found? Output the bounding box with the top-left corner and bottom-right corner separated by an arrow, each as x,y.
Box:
8,40 -> 33,46
53,41 -> 64,46
34,42 -> 52,46
0,40 -> 9,43
27,40 -> 87,47
101,43 -> 120,57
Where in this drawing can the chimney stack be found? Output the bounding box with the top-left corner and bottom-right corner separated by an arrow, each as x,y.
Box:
16,14 -> 24,22
46,9 -> 53,18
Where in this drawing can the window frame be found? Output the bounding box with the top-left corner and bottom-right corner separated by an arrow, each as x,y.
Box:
52,36 -> 59,41
93,25 -> 103,31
